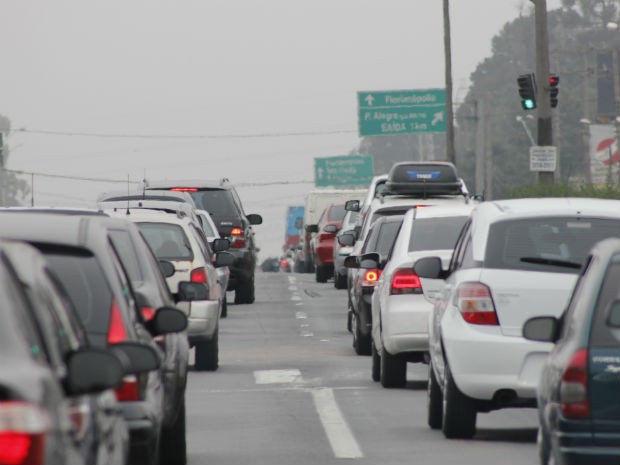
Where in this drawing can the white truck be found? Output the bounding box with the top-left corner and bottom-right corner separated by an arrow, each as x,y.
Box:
300,188 -> 367,273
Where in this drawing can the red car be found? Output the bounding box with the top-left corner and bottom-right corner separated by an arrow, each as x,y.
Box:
306,203 -> 347,283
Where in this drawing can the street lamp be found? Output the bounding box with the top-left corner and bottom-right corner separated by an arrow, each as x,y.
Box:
516,115 -> 536,145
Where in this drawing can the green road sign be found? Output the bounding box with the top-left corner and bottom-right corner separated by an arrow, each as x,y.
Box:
314,155 -> 374,188
357,89 -> 446,136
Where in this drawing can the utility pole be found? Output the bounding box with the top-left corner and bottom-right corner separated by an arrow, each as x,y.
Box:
534,0 -> 554,184
474,100 -> 486,196
443,0 -> 455,164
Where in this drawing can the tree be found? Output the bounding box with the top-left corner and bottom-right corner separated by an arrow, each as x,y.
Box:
0,114 -> 30,206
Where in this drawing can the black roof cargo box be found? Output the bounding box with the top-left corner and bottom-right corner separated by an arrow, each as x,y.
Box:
385,162 -> 463,196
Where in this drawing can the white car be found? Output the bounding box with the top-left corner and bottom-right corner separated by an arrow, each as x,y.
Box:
333,209 -> 360,289
414,197 -> 620,439
107,208 -> 232,371
371,204 -> 474,387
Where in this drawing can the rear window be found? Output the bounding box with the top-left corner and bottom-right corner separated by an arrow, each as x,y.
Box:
191,189 -> 238,218
328,205 -> 346,222
591,256 -> 620,347
138,222 -> 194,261
485,217 -> 620,273
408,216 -> 469,252
364,220 -> 402,258
42,252 -> 113,335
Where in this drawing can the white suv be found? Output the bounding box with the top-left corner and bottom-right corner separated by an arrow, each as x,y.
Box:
107,208 -> 232,371
414,197 -> 620,439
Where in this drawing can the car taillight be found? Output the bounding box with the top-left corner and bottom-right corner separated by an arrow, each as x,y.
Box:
230,227 -> 246,248
361,269 -> 381,288
280,259 -> 288,267
114,375 -> 140,402
191,267 -> 208,284
0,401 -> 48,465
390,268 -> 422,295
67,402 -> 90,441
108,300 -> 128,343
560,349 -> 590,419
170,187 -> 198,192
455,282 -> 499,325
140,306 -> 156,321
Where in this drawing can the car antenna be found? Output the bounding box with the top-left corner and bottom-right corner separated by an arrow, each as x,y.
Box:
142,169 -> 147,199
126,174 -> 131,216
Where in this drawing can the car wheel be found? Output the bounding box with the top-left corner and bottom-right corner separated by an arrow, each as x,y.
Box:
352,312 -> 371,355
195,330 -> 219,371
371,340 -> 380,382
380,348 -> 406,388
234,278 -> 255,304
537,426 -> 551,465
315,265 -> 328,283
427,361 -> 443,429
346,309 -> 352,333
160,396 -> 187,465
442,363 -> 476,439
334,272 -> 347,289
221,297 -> 228,318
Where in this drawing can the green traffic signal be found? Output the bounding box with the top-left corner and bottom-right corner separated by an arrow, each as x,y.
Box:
517,73 -> 537,111
522,98 -> 536,110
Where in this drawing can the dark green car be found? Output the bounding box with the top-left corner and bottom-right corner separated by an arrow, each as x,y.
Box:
523,237 -> 620,465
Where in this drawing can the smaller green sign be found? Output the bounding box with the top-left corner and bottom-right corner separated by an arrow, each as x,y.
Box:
314,155 -> 374,187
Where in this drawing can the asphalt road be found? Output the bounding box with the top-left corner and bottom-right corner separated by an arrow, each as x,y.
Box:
186,271 -> 540,465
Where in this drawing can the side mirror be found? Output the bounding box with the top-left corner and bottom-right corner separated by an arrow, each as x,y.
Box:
65,348 -> 124,395
212,238 -> 230,252
606,300 -> 620,328
338,233 -> 355,247
306,224 -> 319,233
159,260 -> 175,278
109,341 -> 160,375
522,316 -> 560,343
360,252 -> 380,269
345,200 -> 361,212
344,255 -> 360,269
414,256 -> 446,279
323,224 -> 339,233
214,251 -> 235,268
247,214 -> 262,225
178,281 -> 209,301
147,307 -> 187,335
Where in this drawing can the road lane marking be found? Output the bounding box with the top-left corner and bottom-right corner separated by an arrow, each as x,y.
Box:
291,295 -> 302,301
254,369 -> 302,384
312,388 -> 364,459
295,311 -> 307,319
288,285 -> 297,291
288,276 -> 297,284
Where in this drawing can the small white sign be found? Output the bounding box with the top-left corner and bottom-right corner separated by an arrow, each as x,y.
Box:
529,146 -> 557,172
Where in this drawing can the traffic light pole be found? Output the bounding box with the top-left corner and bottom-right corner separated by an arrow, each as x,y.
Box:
534,0 -> 554,184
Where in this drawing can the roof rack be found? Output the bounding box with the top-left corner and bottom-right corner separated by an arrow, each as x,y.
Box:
383,161 -> 465,198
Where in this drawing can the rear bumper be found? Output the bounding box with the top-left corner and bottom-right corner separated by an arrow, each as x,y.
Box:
227,249 -> 255,288
121,401 -> 161,463
552,433 -> 620,465
314,242 -> 334,266
177,300 -> 219,341
381,294 -> 432,355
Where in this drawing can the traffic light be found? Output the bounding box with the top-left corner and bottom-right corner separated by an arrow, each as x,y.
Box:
517,73 -> 537,110
549,74 -> 559,108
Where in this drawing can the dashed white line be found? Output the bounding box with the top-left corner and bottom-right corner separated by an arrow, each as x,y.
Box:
254,369 -> 302,384
311,388 -> 364,459
295,311 -> 307,320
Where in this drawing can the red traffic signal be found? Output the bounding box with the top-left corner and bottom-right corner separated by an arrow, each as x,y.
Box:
549,74 -> 559,108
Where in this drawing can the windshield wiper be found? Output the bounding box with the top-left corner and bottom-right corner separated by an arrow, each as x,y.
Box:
520,256 -> 582,269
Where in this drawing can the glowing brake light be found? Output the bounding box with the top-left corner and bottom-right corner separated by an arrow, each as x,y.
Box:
107,300 -> 128,343
190,267 -> 208,284
170,187 -> 198,192
230,227 -> 246,248
456,282 -> 499,325
114,375 -> 140,402
0,401 -> 49,465
140,306 -> 156,321
390,268 -> 422,295
361,269 -> 381,288
560,349 -> 590,419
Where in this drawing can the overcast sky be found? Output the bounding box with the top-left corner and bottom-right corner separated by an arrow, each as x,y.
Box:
1,0 -> 561,259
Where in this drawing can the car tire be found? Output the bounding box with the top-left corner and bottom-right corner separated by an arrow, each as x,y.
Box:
427,361 -> 443,430
315,264 -> 329,283
334,272 -> 347,289
160,397 -> 186,465
346,309 -> 352,333
442,363 -> 476,439
234,278 -> 255,304
380,348 -> 406,388
352,312 -> 371,355
537,426 -> 551,465
371,340 -> 380,382
195,330 -> 219,372
221,297 -> 228,318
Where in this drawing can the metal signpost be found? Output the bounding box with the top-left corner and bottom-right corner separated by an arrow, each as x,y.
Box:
357,89 -> 446,137
314,155 -> 374,188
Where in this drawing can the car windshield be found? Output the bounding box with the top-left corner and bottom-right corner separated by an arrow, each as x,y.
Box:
408,216 -> 469,252
485,217 -> 620,273
138,222 -> 194,261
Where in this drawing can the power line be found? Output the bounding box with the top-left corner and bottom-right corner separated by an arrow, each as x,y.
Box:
2,167 -> 140,184
9,127 -> 358,140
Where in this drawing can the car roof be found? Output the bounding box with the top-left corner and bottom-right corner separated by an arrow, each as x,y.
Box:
105,208 -> 195,226
407,203 -> 476,220
146,179 -> 232,190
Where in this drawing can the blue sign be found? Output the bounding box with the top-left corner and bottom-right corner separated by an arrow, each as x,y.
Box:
406,170 -> 441,181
